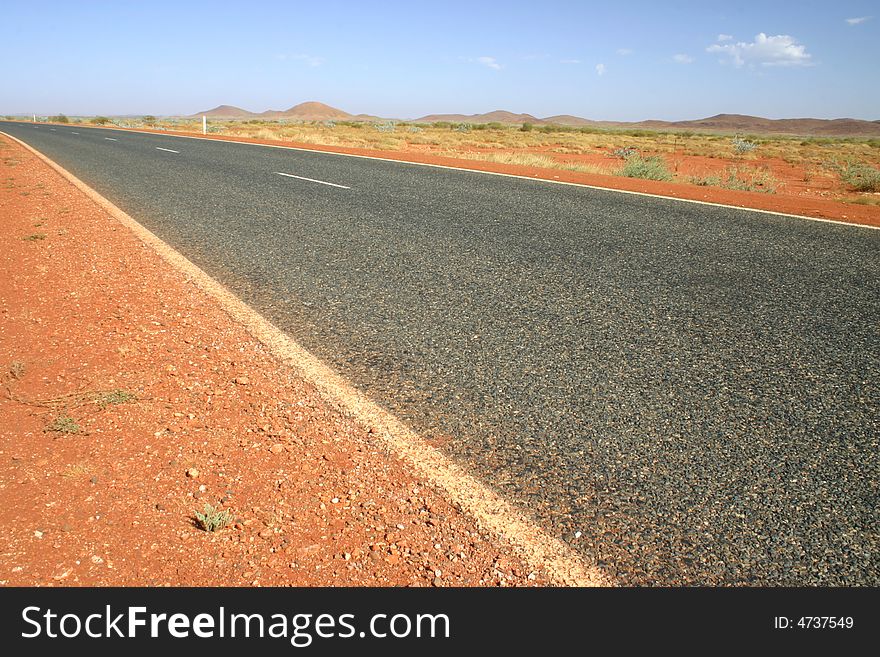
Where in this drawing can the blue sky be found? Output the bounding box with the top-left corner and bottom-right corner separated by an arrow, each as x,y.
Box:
1,0 -> 877,120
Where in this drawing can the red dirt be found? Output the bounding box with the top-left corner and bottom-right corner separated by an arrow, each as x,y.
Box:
27,121 -> 878,228
0,134 -> 548,587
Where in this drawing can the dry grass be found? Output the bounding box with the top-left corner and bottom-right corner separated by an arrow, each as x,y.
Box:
465,151 -> 619,175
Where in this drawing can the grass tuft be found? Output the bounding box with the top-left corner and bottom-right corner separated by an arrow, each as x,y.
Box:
195,504 -> 233,532
94,389 -> 137,409
838,163 -> 880,192
620,155 -> 673,181
47,415 -> 80,434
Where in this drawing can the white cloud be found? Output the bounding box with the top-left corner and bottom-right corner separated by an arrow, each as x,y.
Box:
706,33 -> 813,67
477,56 -> 501,70
616,48 -> 633,56
595,63 -> 606,76
673,53 -> 694,64
846,16 -> 871,25
560,59 -> 581,64
277,53 -> 323,67
717,34 -> 733,42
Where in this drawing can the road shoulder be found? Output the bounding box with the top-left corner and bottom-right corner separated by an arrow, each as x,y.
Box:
0,133 -> 559,587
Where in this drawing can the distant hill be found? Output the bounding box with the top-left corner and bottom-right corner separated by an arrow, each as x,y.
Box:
194,103 -> 880,136
195,105 -> 255,119
194,101 -> 353,121
416,110 -> 880,136
664,113 -> 880,136
260,101 -> 353,121
417,110 -> 544,124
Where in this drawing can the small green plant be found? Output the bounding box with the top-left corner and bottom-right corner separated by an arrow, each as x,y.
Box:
8,361 -> 25,380
611,147 -> 639,159
47,415 -> 80,434
142,115 -> 157,126
520,122 -> 533,132
90,116 -> 111,125
620,154 -> 673,181
22,233 -> 47,241
732,136 -> 757,154
95,389 -> 136,408
49,114 -> 70,124
689,174 -> 722,187
690,167 -> 778,193
838,163 -> 880,192
195,504 -> 233,532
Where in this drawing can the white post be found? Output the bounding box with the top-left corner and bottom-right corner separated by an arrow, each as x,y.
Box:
33,114 -> 36,122
202,115 -> 207,135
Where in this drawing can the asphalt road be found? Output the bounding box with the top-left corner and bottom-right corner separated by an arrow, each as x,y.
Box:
3,121 -> 878,585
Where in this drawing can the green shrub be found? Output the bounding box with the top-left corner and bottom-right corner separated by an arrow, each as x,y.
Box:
49,114 -> 69,123
91,116 -> 110,125
689,167 -> 778,193
195,504 -> 233,532
839,163 -> 880,192
689,175 -> 722,187
47,415 -> 80,434
620,155 -> 672,181
520,122 -> 533,132
732,136 -> 757,154
95,389 -> 136,408
142,115 -> 157,126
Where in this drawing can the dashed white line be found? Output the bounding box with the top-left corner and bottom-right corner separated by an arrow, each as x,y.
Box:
274,171 -> 350,189
71,132 -> 79,135
49,128 -> 56,131
104,137 -> 118,141
155,147 -> 179,154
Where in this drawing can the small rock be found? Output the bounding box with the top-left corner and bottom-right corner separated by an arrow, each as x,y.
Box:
234,377 -> 249,386
155,503 -> 166,511
198,485 -> 207,493
269,444 -> 284,454
258,529 -> 273,539
186,468 -> 199,478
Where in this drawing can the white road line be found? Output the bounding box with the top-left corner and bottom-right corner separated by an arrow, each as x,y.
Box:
104,137 -> 118,141
274,171 -> 350,189
71,132 -> 79,135
49,128 -> 56,131
156,147 -> 179,154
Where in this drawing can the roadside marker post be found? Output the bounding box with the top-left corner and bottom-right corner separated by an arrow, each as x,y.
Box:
203,115 -> 207,135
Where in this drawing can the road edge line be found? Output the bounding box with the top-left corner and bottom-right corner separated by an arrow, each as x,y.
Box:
2,130 -> 611,587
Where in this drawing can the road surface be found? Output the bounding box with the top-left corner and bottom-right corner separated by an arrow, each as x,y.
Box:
2,121 -> 878,585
